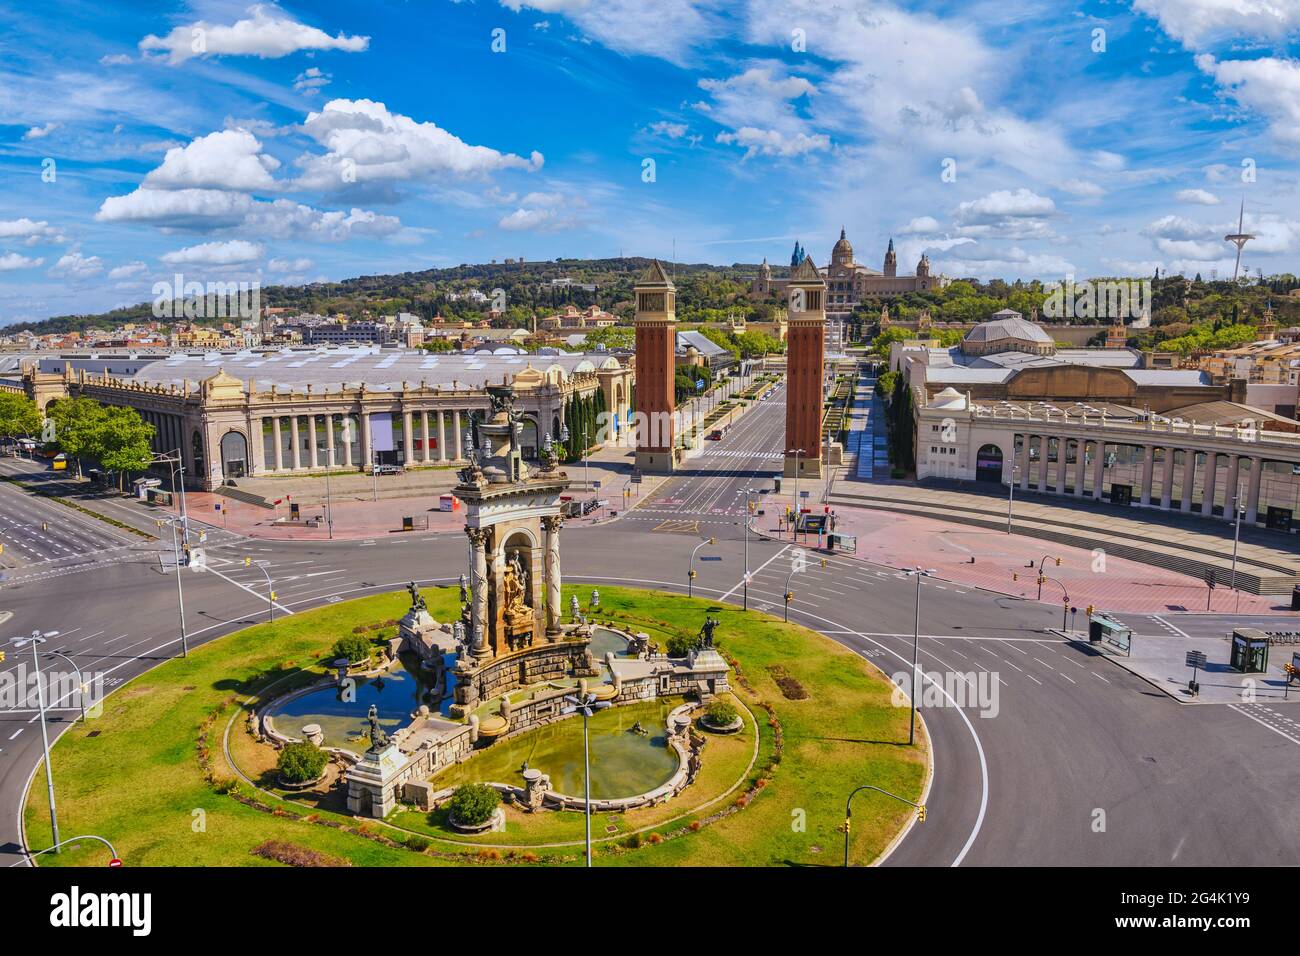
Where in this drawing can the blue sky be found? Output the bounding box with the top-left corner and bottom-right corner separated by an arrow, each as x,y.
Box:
2,0 -> 1299,323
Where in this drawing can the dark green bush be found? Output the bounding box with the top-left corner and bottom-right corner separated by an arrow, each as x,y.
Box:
704,700 -> 738,726
277,741 -> 327,783
448,783 -> 499,826
331,634 -> 372,664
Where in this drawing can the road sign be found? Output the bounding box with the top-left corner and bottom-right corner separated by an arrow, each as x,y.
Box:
700,555 -> 723,562
1185,650 -> 1207,668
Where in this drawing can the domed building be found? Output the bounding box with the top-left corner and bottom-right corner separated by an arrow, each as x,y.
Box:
750,228 -> 948,308
961,310 -> 1056,357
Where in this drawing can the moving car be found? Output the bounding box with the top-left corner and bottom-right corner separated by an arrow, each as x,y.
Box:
707,429 -> 724,441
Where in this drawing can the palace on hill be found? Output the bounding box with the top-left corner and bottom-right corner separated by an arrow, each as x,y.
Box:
751,228 -> 948,311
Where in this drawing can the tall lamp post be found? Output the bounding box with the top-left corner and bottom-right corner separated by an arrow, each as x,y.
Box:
903,568 -> 935,746
1229,480 -> 1245,613
45,648 -> 88,723
741,487 -> 758,610
157,515 -> 190,658
562,691 -> 611,866
688,537 -> 717,598
8,630 -> 61,852
1006,442 -> 1018,533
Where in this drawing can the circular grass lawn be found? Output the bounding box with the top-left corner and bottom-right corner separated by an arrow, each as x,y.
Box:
25,585 -> 929,867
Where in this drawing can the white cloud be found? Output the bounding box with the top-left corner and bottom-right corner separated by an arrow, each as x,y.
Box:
0,218 -> 65,245
715,127 -> 830,158
954,189 -> 1056,224
139,5 -> 369,65
108,261 -> 149,279
898,216 -> 942,235
99,53 -> 133,66
1196,54 -> 1300,144
295,98 -> 543,189
1176,188 -> 1221,204
649,121 -> 689,139
1134,0 -> 1300,49
1056,179 -> 1106,199
49,252 -> 104,279
161,240 -> 263,266
699,65 -> 829,159
293,67 -> 331,94
499,208 -> 557,231
268,257 -> 313,273
95,187 -> 401,240
499,0 -> 717,66
22,122 -> 59,140
143,129 -> 281,191
0,253 -> 44,271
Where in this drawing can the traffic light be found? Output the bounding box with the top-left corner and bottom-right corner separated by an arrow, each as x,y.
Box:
1012,572 -> 1018,581
917,805 -> 927,823
244,557 -> 252,566
785,591 -> 794,603
0,650 -> 5,663
1054,558 -> 1061,567
1086,605 -> 1095,617
688,569 -> 697,580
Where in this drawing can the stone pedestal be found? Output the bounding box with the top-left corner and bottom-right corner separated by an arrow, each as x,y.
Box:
346,743 -> 406,818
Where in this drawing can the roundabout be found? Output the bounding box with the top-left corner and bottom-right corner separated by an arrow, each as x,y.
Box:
22,584 -> 930,867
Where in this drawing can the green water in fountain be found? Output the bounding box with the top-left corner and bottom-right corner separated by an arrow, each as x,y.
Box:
445,699 -> 678,800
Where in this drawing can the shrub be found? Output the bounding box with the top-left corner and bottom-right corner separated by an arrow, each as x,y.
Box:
665,632 -> 697,657
404,834 -> 432,853
704,700 -> 738,726
330,634 -> 372,664
277,741 -> 327,783
448,783 -> 499,826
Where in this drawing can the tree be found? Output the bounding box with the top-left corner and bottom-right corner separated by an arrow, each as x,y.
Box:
0,393 -> 40,441
96,406 -> 155,490
447,783 -> 499,826
277,741 -> 327,784
45,397 -> 107,477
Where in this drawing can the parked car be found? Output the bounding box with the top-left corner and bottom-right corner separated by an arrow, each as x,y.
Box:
372,463 -> 403,475
707,429 -> 724,441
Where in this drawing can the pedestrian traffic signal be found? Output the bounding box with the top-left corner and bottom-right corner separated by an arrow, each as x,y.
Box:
1012,572 -> 1018,581
1086,605 -> 1095,617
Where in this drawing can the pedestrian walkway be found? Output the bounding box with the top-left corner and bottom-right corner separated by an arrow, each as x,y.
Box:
845,370 -> 889,481
753,499 -> 1291,615
827,479 -> 1300,595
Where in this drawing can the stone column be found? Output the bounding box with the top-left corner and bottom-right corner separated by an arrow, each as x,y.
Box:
438,410 -> 447,462
290,416 -> 301,470
342,415 -> 354,468
1092,440 -> 1106,499
1223,454 -> 1241,518
454,410 -> 463,459
421,411 -> 431,463
272,416 -> 283,471
1245,456 -> 1263,524
543,515 -> 562,639
1200,452 -> 1217,516
467,527 -> 491,659
325,414 -> 335,468
1037,437 -> 1050,490
361,412 -> 372,470
307,415 -> 318,469
1020,436 -> 1032,491
402,408 -> 414,465
1180,449 -> 1195,512
1139,444 -> 1155,506
1160,447 -> 1174,509
1073,439 -> 1087,497
1055,437 -> 1069,494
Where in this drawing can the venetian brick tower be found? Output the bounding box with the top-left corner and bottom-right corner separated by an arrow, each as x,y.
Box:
634,260 -> 677,473
784,255 -> 826,479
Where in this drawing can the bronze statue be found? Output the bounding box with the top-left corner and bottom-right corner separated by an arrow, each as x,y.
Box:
406,581 -> 427,613
366,704 -> 388,752
698,617 -> 720,648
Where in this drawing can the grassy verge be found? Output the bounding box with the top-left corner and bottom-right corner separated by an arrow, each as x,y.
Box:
26,585 -> 926,867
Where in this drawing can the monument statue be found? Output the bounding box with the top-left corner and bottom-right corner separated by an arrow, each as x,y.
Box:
366,704 -> 389,752
406,581 -> 427,613
698,617 -> 720,648
570,594 -> 580,620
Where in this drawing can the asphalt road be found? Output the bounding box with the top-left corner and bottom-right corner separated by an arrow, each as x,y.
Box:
1,381 -> 1297,867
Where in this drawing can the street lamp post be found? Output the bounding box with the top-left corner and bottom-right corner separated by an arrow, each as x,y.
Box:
45,649 -> 88,723
741,487 -> 758,610
159,516 -> 190,658
8,630 -> 61,852
688,537 -> 716,598
1006,443 -> 1018,533
563,691 -> 611,867
844,784 -> 924,866
903,568 -> 934,746
324,446 -> 335,539
245,559 -> 275,622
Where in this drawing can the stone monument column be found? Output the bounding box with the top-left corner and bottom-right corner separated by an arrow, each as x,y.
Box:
543,515 -> 563,639
467,527 -> 491,658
